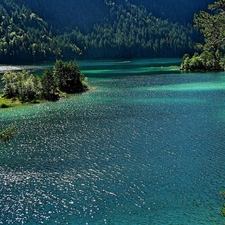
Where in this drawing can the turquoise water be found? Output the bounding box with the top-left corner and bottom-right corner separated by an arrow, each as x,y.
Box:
1,59 -> 225,224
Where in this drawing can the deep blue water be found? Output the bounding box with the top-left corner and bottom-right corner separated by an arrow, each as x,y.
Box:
1,59 -> 225,224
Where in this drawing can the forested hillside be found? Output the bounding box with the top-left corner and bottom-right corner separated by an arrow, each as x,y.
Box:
66,0 -> 195,59
23,0 -> 214,32
129,0 -> 213,24
0,0 -> 214,63
0,0 -> 81,63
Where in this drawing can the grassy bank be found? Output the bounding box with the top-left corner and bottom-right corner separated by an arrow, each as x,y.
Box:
0,94 -> 41,109
0,95 -> 18,108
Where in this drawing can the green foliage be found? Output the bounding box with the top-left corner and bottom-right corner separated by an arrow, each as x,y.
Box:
181,50 -> 223,71
0,0 -> 81,63
1,70 -> 42,101
24,0 -> 213,33
0,126 -> 18,143
188,53 -> 205,71
41,68 -> 59,100
53,60 -> 85,93
181,0 -> 225,71
194,0 -> 225,52
0,0 -> 196,62
30,99 -> 40,104
0,103 -> 10,108
1,60 -> 87,102
66,1 -> 194,59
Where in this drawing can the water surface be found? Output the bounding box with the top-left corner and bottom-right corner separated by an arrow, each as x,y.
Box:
0,58 -> 225,224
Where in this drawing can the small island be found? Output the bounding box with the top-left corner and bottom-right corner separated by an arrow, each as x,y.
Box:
0,59 -> 88,108
0,59 -> 88,143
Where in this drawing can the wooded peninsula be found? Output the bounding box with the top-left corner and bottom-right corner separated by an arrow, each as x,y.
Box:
1,60 -> 88,105
0,59 -> 88,143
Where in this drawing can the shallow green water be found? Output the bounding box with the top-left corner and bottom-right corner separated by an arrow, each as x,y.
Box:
1,58 -> 225,224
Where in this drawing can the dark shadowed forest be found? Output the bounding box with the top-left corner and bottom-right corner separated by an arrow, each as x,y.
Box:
0,0 -> 214,63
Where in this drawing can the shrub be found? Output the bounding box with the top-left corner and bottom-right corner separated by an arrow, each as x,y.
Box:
30,99 -> 40,104
0,103 -> 10,108
0,126 -> 18,143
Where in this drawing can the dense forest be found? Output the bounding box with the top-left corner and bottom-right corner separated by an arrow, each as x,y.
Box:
23,0 -> 214,31
0,0 -> 214,63
0,0 -> 82,63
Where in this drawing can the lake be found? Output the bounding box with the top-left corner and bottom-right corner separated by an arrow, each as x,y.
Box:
0,58 -> 225,224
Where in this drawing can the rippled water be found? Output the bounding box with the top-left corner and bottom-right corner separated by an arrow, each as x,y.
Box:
1,59 -> 225,224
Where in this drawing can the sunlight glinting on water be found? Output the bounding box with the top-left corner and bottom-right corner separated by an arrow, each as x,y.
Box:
1,59 -> 225,225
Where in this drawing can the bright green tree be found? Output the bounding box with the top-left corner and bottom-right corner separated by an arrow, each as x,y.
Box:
194,0 -> 225,52
181,0 -> 225,71
1,70 -> 42,101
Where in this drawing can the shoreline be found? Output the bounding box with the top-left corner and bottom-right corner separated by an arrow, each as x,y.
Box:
0,87 -> 94,110
0,95 -> 43,109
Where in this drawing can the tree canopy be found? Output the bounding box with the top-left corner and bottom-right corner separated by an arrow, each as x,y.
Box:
62,0 -> 196,59
0,0 -> 81,63
181,0 -> 225,71
0,0 -> 202,62
1,60 -> 88,102
194,0 -> 225,52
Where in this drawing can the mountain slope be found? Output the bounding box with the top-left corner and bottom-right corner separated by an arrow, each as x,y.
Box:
0,0 -> 83,63
67,0 -> 195,59
0,0 -> 60,62
129,0 -> 214,24
17,0 -> 110,33
21,0 -> 214,32
0,0 -> 215,63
